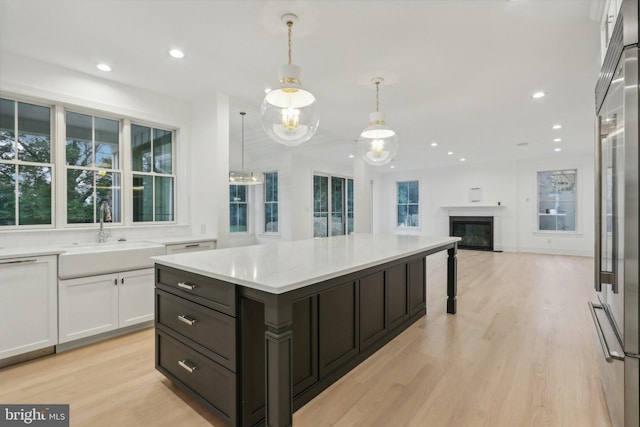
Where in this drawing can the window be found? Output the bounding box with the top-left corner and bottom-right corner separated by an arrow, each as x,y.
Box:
313,174 -> 354,237
0,98 -> 53,227
537,169 -> 577,232
66,111 -> 121,224
397,180 -> 419,227
131,124 -> 174,222
230,185 -> 248,233
264,171 -> 278,233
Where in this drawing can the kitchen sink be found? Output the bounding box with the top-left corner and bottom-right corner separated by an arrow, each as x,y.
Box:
58,240 -> 166,279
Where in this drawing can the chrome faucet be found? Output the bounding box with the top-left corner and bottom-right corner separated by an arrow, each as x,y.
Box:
98,201 -> 112,243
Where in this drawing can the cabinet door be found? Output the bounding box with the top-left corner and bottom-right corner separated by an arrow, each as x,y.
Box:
318,281 -> 358,378
359,271 -> 386,350
0,256 -> 57,360
119,268 -> 155,327
387,263 -> 409,330
59,273 -> 118,343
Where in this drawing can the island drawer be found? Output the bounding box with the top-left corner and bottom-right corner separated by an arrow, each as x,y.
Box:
157,330 -> 237,425
156,265 -> 235,316
156,289 -> 237,371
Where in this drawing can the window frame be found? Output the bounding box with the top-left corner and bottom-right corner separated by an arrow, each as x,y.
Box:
536,169 -> 578,233
0,96 -> 55,229
130,122 -> 177,224
263,171 -> 279,234
230,184 -> 249,234
396,180 -> 420,228
64,109 -> 123,226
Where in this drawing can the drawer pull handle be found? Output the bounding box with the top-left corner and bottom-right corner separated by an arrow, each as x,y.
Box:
177,282 -> 196,290
178,360 -> 196,373
185,243 -> 200,248
178,315 -> 197,326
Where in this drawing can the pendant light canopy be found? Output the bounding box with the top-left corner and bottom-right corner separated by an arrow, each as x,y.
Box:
230,112 -> 264,185
357,77 -> 399,166
261,13 -> 319,146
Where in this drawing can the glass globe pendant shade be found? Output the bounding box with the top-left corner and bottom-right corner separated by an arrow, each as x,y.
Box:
261,64 -> 319,146
357,112 -> 399,166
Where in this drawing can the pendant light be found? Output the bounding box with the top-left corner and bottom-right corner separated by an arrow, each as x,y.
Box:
229,112 -> 264,185
357,77 -> 399,166
261,13 -> 319,146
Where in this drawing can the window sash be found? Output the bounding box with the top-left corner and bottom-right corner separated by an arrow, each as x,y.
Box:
397,181 -> 419,227
537,169 -> 577,232
0,98 -> 54,228
264,171 -> 278,233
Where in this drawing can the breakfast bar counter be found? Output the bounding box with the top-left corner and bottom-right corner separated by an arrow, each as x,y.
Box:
153,233 -> 459,427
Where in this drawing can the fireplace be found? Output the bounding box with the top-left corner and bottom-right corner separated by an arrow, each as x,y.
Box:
449,216 -> 494,251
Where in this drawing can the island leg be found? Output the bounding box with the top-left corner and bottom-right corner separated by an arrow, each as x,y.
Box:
264,295 -> 293,427
447,244 -> 457,314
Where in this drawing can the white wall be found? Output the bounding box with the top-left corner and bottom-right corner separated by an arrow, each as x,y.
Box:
373,153 -> 594,256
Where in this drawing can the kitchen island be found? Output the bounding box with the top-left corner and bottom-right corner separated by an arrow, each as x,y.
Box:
153,233 -> 460,427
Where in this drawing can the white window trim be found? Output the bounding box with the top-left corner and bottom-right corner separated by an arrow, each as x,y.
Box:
395,179 -> 421,229
535,168 -> 579,234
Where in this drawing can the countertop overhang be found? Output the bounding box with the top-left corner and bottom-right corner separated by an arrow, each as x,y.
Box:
153,233 -> 460,294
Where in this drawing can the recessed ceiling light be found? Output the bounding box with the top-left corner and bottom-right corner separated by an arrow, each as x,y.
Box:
430,142 -> 438,147
348,154 -> 354,159
553,138 -> 562,142
531,91 -> 546,99
169,49 -> 185,59
390,165 -> 395,169
552,124 -> 563,130
554,148 -> 562,152
460,158 -> 466,162
447,151 -> 454,155
516,142 -> 529,146
96,63 -> 111,72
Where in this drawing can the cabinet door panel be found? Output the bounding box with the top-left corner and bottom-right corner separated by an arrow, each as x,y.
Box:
319,281 -> 358,378
359,271 -> 386,350
59,273 -> 118,343
408,258 -> 426,315
119,268 -> 155,327
0,256 -> 57,359
387,263 -> 409,330
292,296 -> 317,396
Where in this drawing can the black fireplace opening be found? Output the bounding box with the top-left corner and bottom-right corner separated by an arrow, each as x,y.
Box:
449,216 -> 494,251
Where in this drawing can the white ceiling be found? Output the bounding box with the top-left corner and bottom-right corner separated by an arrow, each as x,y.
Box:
0,0 -> 605,172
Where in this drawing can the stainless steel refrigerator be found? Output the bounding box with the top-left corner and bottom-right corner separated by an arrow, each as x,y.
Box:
592,1 -> 640,426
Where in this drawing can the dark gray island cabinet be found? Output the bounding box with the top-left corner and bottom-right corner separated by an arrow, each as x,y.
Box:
153,234 -> 459,427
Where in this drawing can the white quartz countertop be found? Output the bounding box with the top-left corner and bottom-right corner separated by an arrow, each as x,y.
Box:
0,246 -> 65,260
153,233 -> 460,294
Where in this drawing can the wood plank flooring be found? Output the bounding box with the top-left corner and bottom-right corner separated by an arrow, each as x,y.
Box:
0,251 -> 611,426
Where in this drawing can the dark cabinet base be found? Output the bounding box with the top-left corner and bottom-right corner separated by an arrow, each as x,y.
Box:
155,242 -> 458,427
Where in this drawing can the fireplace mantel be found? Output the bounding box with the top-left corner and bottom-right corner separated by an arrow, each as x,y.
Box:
441,204 -> 505,209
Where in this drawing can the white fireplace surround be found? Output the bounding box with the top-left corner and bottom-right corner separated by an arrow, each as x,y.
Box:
441,204 -> 505,251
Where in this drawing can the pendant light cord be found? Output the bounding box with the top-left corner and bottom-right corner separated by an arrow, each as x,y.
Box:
287,20 -> 293,65
240,112 -> 246,172
375,81 -> 380,113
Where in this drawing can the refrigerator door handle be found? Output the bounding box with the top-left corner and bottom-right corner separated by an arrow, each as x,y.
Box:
589,302 -> 625,362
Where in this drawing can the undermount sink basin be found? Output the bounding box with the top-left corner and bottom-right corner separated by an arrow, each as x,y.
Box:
58,240 -> 166,279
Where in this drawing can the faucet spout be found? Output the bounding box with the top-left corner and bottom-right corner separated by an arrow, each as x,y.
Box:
98,201 -> 112,243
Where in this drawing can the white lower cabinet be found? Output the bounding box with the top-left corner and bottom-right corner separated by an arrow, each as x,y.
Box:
0,255 -> 57,360
58,268 -> 154,344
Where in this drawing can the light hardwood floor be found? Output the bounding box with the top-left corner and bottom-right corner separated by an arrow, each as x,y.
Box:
0,251 -> 611,426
